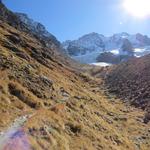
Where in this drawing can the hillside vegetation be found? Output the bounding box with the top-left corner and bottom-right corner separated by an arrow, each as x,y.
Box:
0,2 -> 150,150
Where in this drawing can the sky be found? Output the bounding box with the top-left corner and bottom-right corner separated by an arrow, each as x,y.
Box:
4,0 -> 150,42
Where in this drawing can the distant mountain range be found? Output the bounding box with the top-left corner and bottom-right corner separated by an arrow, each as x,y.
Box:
62,32 -> 150,64
3,5 -> 150,66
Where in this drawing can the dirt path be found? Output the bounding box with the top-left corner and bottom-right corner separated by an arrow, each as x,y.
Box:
0,114 -> 32,150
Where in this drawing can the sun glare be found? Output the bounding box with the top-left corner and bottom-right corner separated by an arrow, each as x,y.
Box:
123,0 -> 150,18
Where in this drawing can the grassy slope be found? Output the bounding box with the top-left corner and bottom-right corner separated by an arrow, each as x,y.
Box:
0,22 -> 150,150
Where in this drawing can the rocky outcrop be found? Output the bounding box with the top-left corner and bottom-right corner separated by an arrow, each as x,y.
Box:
67,45 -> 88,56
96,52 -> 134,64
96,52 -> 120,64
135,33 -> 150,46
120,39 -> 134,56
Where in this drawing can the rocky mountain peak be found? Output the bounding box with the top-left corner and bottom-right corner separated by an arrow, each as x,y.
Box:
78,32 -> 105,41
0,2 -> 60,49
63,32 -> 150,64
15,12 -> 61,48
114,32 -> 129,37
15,13 -> 53,38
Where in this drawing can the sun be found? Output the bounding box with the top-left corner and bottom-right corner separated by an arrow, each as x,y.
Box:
123,0 -> 150,18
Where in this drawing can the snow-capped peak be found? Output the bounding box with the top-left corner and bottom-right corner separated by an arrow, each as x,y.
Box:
63,32 -> 150,64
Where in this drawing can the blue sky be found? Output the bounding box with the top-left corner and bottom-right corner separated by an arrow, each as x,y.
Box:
4,0 -> 150,41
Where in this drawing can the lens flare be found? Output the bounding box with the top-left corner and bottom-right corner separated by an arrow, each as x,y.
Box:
2,128 -> 30,150
123,0 -> 150,18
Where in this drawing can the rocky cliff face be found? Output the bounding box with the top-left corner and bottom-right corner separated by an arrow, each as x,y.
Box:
120,39 -> 134,56
63,32 -> 105,56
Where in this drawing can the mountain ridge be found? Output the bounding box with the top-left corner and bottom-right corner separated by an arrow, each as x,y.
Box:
0,2 -> 61,50
63,32 -> 150,64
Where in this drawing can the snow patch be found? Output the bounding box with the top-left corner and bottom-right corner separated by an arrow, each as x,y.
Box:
91,62 -> 112,67
110,49 -> 120,55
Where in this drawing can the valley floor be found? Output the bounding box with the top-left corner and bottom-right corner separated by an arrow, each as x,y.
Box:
0,78 -> 150,150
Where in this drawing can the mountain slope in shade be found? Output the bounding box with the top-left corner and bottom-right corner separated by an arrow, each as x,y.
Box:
105,54 -> 150,123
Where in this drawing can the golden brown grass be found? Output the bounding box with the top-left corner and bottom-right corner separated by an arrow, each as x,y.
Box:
0,22 -> 149,150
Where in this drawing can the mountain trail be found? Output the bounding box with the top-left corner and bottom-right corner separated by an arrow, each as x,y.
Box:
0,113 -> 34,150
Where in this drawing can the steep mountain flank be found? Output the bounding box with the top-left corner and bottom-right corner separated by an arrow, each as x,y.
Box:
0,2 -> 150,150
15,12 -> 60,48
105,55 -> 150,123
0,2 -> 60,50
